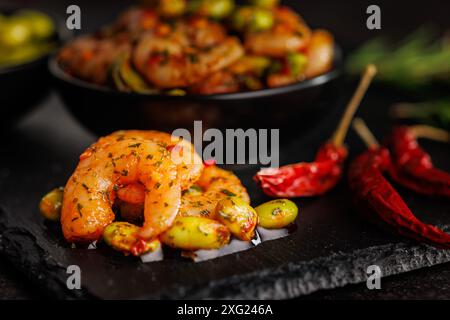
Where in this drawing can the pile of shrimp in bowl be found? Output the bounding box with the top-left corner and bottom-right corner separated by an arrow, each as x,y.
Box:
57,0 -> 335,95
39,130 -> 298,259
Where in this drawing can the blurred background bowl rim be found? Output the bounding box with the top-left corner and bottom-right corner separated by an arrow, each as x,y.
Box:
49,45 -> 343,101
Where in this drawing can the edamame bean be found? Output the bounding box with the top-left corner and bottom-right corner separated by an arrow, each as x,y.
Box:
248,0 -> 280,9
255,199 -> 298,229
39,187 -> 64,221
216,197 -> 258,241
103,222 -> 160,255
157,0 -> 187,18
287,52 -> 308,77
232,6 -> 274,32
160,216 -> 230,250
189,0 -> 235,19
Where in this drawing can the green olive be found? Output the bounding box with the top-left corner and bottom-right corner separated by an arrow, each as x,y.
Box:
215,197 -> 258,241
16,10 -> 54,40
103,222 -> 160,255
158,0 -> 187,18
287,53 -> 308,77
232,6 -> 274,32
0,18 -> 32,47
248,0 -> 280,9
255,199 -> 298,229
189,0 -> 235,19
39,187 -> 64,221
160,216 -> 230,250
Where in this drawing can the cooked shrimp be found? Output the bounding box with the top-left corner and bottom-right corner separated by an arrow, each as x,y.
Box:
58,36 -> 131,84
181,16 -> 227,49
304,29 -> 334,78
133,30 -> 244,88
189,70 -> 241,95
94,130 -> 203,190
180,165 -> 250,218
61,138 -> 181,243
190,55 -> 269,94
244,7 -> 311,58
114,7 -> 160,34
116,165 -> 249,219
266,73 -> 297,88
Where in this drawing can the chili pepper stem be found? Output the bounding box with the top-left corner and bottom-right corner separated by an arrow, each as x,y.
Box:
331,64 -> 377,147
352,118 -> 380,148
409,125 -> 450,143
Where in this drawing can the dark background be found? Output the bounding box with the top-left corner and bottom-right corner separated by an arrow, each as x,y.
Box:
1,0 -> 450,299
2,0 -> 450,49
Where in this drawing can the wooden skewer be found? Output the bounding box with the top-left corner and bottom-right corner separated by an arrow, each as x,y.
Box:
332,64 -> 377,146
352,118 -> 380,148
409,125 -> 450,143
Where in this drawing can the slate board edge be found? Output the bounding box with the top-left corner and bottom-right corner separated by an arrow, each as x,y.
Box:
1,205 -> 449,299
0,228 -> 88,299
181,236 -> 450,299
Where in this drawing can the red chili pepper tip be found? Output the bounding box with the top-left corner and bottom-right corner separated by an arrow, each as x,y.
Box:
130,239 -> 148,256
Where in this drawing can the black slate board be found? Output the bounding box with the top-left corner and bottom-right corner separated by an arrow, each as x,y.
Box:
0,87 -> 449,299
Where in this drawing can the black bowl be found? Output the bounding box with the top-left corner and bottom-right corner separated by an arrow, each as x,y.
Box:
0,10 -> 71,130
50,47 -> 342,136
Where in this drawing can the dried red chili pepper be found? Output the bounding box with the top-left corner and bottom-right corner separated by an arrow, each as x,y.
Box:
386,126 -> 450,197
350,119 -> 450,248
254,143 -> 347,197
254,64 -> 377,198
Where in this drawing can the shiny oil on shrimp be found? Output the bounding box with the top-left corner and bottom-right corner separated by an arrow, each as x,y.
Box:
244,6 -> 312,58
95,130 -> 204,190
58,36 -> 131,84
132,17 -> 244,88
116,165 -> 256,241
116,165 -> 250,219
61,137 -> 181,243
